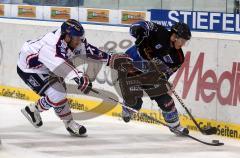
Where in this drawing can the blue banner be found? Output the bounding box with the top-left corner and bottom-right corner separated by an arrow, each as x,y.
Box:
150,9 -> 240,34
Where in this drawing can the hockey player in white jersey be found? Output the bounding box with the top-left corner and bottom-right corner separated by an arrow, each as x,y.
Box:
17,19 -> 109,136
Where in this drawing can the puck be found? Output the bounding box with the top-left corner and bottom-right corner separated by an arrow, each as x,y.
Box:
212,140 -> 220,144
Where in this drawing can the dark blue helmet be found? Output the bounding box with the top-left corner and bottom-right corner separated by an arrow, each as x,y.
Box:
171,22 -> 191,40
61,19 -> 84,37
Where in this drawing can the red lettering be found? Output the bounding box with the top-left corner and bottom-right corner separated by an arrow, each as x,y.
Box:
173,51 -> 240,106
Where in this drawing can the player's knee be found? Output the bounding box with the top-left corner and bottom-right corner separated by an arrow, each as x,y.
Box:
135,98 -> 143,110
126,98 -> 143,111
36,83 -> 67,112
44,84 -> 67,104
124,98 -> 143,110
42,83 -> 73,120
46,92 -> 67,105
36,92 -> 67,112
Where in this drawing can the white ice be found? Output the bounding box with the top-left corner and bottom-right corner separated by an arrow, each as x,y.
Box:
0,96 -> 239,158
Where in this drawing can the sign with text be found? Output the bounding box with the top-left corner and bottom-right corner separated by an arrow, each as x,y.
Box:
51,7 -> 70,20
121,11 -> 146,24
87,9 -> 109,23
150,9 -> 240,33
18,5 -> 36,18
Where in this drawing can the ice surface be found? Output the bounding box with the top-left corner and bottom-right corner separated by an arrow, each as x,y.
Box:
0,96 -> 239,158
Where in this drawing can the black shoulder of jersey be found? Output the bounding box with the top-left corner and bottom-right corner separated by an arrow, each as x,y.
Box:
148,23 -> 171,47
151,22 -> 169,34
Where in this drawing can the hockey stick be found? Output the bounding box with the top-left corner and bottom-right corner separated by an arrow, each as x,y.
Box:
142,48 -> 218,135
90,88 -> 224,146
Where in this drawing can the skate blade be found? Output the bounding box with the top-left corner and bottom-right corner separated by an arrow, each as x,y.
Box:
21,108 -> 40,128
69,133 -> 88,137
173,131 -> 189,137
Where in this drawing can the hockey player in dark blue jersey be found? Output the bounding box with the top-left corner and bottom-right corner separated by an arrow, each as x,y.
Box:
109,21 -> 191,135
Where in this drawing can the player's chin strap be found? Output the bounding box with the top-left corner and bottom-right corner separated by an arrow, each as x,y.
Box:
89,88 -> 223,146
143,47 -> 218,136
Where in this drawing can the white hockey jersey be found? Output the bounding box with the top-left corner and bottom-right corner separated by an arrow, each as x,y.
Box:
17,28 -> 109,80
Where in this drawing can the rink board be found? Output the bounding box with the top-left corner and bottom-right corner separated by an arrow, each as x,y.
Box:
0,19 -> 240,140
0,85 -> 240,140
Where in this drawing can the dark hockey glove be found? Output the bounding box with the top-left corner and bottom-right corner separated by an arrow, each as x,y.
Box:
107,53 -> 133,70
